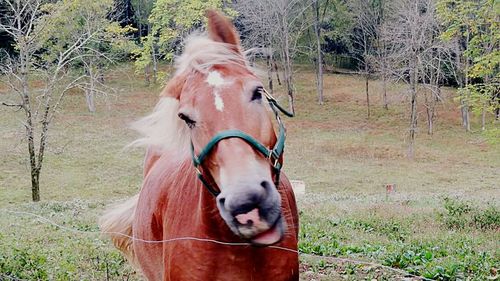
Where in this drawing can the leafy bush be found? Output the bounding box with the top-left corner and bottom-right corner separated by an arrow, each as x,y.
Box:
472,204 -> 500,230
441,197 -> 472,229
440,197 -> 499,230
482,127 -> 500,145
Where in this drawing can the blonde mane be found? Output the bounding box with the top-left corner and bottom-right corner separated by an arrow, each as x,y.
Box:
128,97 -> 190,154
175,33 -> 248,74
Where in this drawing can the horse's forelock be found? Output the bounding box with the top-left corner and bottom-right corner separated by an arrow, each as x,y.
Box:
175,35 -> 248,75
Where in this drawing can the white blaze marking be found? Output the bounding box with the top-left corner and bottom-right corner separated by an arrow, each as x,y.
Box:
206,71 -> 225,112
206,71 -> 225,87
214,92 -> 224,111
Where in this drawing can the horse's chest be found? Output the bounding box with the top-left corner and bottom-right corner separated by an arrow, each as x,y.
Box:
136,167 -> 299,281
163,244 -> 297,281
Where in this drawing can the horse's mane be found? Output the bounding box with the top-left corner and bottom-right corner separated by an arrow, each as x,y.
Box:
175,33 -> 247,75
128,97 -> 190,154
129,33 -> 248,153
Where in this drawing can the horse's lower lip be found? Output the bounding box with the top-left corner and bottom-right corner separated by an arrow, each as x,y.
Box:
250,217 -> 283,246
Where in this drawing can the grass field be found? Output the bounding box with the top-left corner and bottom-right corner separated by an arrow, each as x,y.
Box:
0,64 -> 498,280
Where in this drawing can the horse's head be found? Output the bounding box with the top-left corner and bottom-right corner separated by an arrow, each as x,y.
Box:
159,11 -> 284,246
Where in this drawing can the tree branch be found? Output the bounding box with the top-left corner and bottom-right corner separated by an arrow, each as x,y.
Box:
1,101 -> 24,109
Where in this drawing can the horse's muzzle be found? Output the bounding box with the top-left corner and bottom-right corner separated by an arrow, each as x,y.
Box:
216,180 -> 283,245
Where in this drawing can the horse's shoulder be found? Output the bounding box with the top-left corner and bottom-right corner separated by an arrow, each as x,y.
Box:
278,173 -> 299,237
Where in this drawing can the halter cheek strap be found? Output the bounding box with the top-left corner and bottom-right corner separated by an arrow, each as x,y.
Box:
190,90 -> 293,197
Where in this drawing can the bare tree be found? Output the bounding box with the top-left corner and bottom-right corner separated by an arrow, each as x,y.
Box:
77,5 -> 118,112
234,0 -> 311,114
349,0 -> 385,118
372,40 -> 391,110
381,0 -> 440,159
365,0 -> 391,110
0,0 -> 115,201
303,0 -> 351,106
452,38 -> 471,131
312,0 -> 324,104
421,40 -> 455,135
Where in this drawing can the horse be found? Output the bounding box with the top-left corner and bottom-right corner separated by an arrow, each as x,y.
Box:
99,10 -> 299,281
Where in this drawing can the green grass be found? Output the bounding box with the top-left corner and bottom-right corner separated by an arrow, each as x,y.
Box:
298,199 -> 499,280
0,64 -> 499,280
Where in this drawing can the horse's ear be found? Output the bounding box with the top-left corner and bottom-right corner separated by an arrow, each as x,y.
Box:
206,10 -> 241,52
159,73 -> 187,100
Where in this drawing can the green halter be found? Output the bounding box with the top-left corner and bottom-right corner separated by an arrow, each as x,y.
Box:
190,90 -> 294,196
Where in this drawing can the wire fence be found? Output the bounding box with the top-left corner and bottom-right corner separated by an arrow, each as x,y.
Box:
0,209 -> 433,281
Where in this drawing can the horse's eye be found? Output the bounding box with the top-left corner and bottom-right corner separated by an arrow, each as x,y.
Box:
178,113 -> 196,129
251,86 -> 263,102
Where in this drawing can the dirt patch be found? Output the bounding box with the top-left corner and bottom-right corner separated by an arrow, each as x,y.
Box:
0,84 -> 9,93
319,143 -> 405,160
289,120 -> 369,131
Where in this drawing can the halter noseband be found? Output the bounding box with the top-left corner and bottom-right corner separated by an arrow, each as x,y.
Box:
190,90 -> 294,197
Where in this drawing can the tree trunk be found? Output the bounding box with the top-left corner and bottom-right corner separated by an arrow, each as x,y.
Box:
145,64 -> 151,86
282,28 -> 295,115
35,87 -> 53,203
462,31 -> 471,132
481,104 -> 486,131
408,62 -> 418,160
425,90 -> 435,135
495,89 -> 500,120
137,0 -> 143,39
426,57 -> 439,136
382,73 -> 388,110
313,0 -> 324,105
365,62 -> 370,119
287,90 -> 295,116
273,61 -> 281,86
85,90 -> 96,112
27,104 -> 40,202
152,43 -> 158,85
465,106 -> 471,131
283,57 -> 294,114
266,54 -> 274,94
460,91 -> 471,132
26,96 -> 40,202
427,109 -> 433,135
382,41 -> 388,110
284,65 -> 295,114
85,61 -> 96,112
19,46 -> 41,202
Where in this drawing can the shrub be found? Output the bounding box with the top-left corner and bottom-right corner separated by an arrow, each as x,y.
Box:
440,197 -> 499,230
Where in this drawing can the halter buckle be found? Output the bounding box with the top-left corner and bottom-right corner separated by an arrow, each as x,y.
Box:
273,158 -> 279,168
195,167 -> 202,175
268,150 -> 280,168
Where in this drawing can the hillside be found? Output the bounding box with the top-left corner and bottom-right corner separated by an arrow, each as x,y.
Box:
0,65 -> 498,280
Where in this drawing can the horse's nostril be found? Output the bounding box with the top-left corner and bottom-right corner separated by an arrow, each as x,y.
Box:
231,203 -> 258,216
234,208 -> 259,225
260,181 -> 271,190
219,197 -> 226,206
